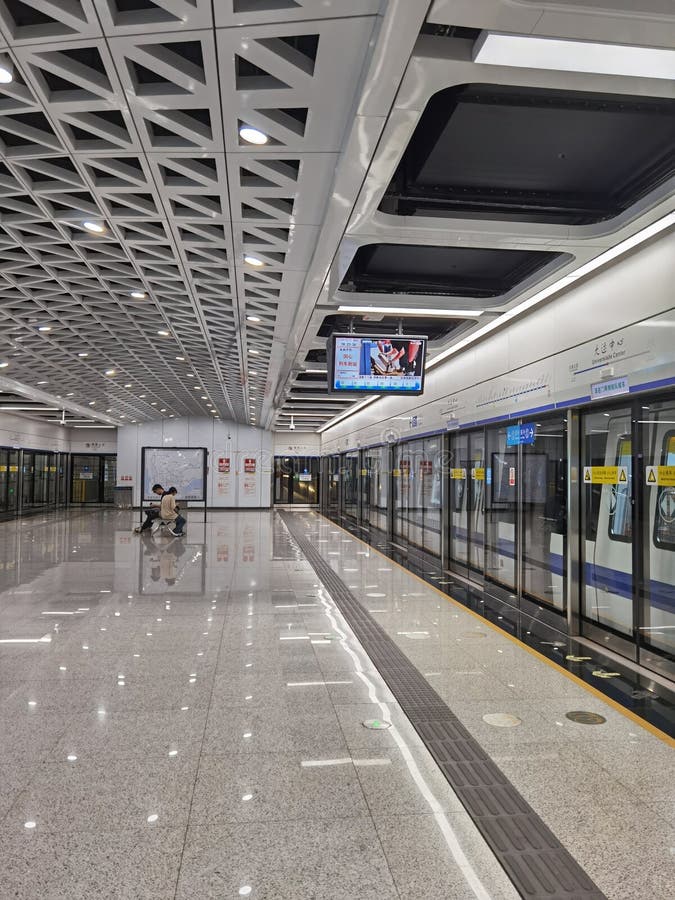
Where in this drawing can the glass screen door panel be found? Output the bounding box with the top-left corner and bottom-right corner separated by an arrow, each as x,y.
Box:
581,406 -> 635,655
639,398 -> 675,679
468,431 -> 486,580
521,416 -> 567,612
449,432 -> 469,574
292,457 -> 319,503
273,458 -> 292,503
365,447 -> 388,532
342,453 -> 359,522
422,438 -> 442,557
393,444 -> 409,545
485,425 -> 517,594
71,455 -> 102,503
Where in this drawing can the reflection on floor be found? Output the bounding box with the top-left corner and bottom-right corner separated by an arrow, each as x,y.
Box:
0,508 -> 672,899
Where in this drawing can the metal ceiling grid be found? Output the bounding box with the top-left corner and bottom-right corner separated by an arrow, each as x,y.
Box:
0,0 -> 383,430
273,0 -> 675,431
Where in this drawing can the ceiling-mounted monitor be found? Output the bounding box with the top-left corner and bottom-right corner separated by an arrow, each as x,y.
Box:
327,333 -> 427,395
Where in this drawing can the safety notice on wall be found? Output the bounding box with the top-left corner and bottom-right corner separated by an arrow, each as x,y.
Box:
218,457 -> 230,474
450,468 -> 466,480
646,465 -> 675,486
244,458 -> 256,474
471,467 -> 485,481
583,466 -> 628,484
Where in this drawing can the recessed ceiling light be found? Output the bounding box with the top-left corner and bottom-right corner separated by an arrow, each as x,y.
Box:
0,362 -> 10,368
239,125 -> 268,145
337,305 -> 484,318
244,255 -> 264,267
139,394 -> 146,398
0,64 -> 12,85
89,401 -> 96,406
37,380 -> 48,385
151,402 -> 157,406
130,291 -> 146,299
249,349 -> 259,354
157,330 -> 170,337
67,392 -> 74,396
38,325 -> 52,332
78,352 -> 88,358
83,221 -> 105,233
247,316 -> 261,323
124,383 -> 131,388
201,395 -> 207,399
105,369 -> 116,376
473,30 -> 675,80
106,408 -> 112,412
175,356 -> 185,361
186,373 -> 194,378
160,408 -> 166,412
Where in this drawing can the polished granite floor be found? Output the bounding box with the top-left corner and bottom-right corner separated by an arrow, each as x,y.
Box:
0,508 -> 673,899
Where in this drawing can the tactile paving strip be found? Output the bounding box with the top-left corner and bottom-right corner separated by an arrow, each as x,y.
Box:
280,512 -> 607,900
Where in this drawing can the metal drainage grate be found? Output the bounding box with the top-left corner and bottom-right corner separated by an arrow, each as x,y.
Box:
280,511 -> 607,900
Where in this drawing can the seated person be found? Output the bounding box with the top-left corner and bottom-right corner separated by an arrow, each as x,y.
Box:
134,483 -> 165,533
159,488 -> 186,537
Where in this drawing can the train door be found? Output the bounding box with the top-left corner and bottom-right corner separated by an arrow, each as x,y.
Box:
638,396 -> 675,680
580,406 -> 635,659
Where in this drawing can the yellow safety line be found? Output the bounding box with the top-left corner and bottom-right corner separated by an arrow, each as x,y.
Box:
318,513 -> 675,749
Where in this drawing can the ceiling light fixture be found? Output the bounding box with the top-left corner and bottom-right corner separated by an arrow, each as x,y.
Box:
83,221 -> 105,233
337,305 -> 484,318
239,125 -> 268,145
38,325 -> 52,332
37,380 -> 48,385
130,291 -> 146,299
175,356 -> 185,361
157,330 -> 170,337
104,369 -> 116,376
244,256 -> 264,267
78,352 -> 88,357
249,349 -> 259,354
247,316 -> 261,323
472,31 -> 675,81
0,64 -> 13,84
0,362 -> 8,368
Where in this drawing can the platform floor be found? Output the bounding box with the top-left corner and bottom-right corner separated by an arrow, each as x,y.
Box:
0,508 -> 672,899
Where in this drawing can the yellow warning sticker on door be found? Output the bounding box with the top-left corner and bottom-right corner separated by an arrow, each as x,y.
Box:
450,468 -> 466,480
360,468 -> 367,476
583,466 -> 628,484
471,467 -> 485,481
645,465 -> 675,486
392,469 -> 401,478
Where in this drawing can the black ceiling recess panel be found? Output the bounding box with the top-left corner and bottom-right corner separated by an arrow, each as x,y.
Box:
318,312 -> 467,342
339,243 -> 565,299
380,83 -> 675,224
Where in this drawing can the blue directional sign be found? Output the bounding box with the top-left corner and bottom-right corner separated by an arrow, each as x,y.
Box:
506,424 -> 536,446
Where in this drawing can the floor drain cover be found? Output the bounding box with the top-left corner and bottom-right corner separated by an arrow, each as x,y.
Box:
565,711 -> 606,725
363,719 -> 392,730
482,713 -> 522,727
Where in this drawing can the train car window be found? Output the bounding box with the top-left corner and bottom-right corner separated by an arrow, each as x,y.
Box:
608,437 -> 632,542
653,431 -> 675,550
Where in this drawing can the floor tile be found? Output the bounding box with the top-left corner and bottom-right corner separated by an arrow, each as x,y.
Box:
176,817 -> 399,899
374,812 -> 519,900
0,826 -> 185,899
4,755 -> 198,833
190,751 -> 370,825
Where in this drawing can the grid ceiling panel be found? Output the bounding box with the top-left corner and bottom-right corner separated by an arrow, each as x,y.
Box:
0,1 -> 379,428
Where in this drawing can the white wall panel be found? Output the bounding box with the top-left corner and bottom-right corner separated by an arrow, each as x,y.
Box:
116,417 -> 272,508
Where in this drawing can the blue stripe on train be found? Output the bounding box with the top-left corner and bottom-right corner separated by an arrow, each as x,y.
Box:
452,528 -> 674,612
